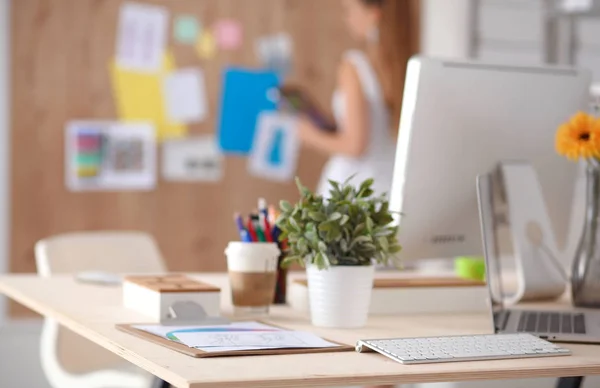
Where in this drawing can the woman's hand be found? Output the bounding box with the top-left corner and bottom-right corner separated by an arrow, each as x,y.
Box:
296,58 -> 369,158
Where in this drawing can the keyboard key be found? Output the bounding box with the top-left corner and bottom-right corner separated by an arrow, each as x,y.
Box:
561,314 -> 572,333
549,313 -> 560,333
537,313 -> 550,333
525,312 -> 538,332
574,314 -> 586,334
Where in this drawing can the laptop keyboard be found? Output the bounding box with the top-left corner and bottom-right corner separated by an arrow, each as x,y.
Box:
517,312 -> 586,335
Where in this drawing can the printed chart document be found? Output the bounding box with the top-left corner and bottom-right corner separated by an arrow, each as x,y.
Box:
133,321 -> 341,352
175,330 -> 340,352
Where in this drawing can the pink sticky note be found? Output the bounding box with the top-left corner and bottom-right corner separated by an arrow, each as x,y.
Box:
214,19 -> 243,50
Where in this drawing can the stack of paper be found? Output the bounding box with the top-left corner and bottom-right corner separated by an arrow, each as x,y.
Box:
133,321 -> 341,353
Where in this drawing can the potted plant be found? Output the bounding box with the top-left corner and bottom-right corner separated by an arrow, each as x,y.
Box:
277,176 -> 401,328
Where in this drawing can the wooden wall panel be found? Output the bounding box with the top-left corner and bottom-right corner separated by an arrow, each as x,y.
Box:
10,0 -> 418,316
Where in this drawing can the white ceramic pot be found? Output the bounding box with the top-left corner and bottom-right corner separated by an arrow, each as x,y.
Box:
306,264 -> 375,328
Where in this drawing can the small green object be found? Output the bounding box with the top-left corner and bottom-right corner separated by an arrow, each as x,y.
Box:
174,15 -> 200,45
455,257 -> 486,281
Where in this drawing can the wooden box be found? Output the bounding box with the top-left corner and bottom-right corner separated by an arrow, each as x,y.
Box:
123,274 -> 221,320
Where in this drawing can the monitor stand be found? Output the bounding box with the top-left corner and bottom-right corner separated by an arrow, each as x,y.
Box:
486,161 -> 566,304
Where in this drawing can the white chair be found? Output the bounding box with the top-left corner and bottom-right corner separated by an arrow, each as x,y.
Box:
34,231 -> 167,388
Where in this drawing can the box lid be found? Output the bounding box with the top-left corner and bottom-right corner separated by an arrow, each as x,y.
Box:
293,277 -> 485,289
124,274 -> 221,293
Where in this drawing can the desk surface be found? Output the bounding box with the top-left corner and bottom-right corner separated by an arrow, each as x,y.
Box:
1,273 -> 600,388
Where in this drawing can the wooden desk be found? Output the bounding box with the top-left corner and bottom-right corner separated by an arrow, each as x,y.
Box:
1,273 -> 600,388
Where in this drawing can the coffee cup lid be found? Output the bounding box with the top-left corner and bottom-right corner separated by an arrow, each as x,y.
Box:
225,241 -> 280,256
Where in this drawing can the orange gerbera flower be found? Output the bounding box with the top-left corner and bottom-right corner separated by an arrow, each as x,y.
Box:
555,112 -> 600,161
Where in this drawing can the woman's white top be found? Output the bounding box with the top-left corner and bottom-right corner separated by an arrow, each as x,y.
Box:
316,50 -> 396,199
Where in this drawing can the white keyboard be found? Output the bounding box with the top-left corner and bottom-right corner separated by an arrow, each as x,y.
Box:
356,333 -> 571,364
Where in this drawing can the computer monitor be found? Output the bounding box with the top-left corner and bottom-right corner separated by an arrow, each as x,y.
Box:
390,56 -> 592,262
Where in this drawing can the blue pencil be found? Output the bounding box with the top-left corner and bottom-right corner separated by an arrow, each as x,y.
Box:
234,213 -> 253,242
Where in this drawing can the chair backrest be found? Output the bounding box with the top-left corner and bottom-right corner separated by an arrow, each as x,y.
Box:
35,231 -> 167,375
35,231 -> 167,275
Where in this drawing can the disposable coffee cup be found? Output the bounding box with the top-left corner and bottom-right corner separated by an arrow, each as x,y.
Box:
225,242 -> 280,316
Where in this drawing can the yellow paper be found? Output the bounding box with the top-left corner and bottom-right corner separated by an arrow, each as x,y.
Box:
196,31 -> 217,60
110,53 -> 188,141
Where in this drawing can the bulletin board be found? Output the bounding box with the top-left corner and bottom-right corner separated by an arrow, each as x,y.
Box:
10,0 -> 420,316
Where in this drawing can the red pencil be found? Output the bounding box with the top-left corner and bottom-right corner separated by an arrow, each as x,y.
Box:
246,216 -> 258,242
260,213 -> 273,242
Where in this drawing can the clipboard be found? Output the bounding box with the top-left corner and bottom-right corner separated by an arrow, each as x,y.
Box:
116,301 -> 353,358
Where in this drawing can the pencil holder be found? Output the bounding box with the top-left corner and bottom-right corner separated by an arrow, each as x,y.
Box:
273,249 -> 288,304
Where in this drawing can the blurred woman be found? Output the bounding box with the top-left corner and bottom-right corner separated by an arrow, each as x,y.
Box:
298,0 -> 418,199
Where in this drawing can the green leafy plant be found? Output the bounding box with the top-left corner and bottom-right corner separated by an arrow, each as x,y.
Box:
277,176 -> 402,270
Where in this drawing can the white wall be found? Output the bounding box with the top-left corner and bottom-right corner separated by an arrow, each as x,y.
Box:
421,0 -> 473,59
0,0 -> 10,326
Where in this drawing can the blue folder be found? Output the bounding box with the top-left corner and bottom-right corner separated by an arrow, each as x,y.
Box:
217,67 -> 280,155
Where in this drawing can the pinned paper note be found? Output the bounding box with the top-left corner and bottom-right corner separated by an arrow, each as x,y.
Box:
116,2 -> 169,72
174,15 -> 201,44
66,121 -> 156,191
163,68 -> 208,124
196,31 -> 217,60
217,68 -> 280,155
255,33 -> 293,78
162,135 -> 223,182
248,112 -> 299,182
214,19 -> 243,50
110,53 -> 187,141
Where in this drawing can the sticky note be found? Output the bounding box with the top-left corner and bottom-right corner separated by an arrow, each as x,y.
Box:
214,19 -> 243,50
217,67 -> 280,155
196,31 -> 217,60
110,53 -> 187,141
174,15 -> 200,44
162,68 -> 208,124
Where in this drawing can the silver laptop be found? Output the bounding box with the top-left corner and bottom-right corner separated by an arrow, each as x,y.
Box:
477,173 -> 600,343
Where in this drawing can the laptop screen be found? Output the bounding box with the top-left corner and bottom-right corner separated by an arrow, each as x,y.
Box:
477,174 -> 508,333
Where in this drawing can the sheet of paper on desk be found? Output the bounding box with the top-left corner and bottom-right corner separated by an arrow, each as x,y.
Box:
133,321 -> 282,342
175,330 -> 341,352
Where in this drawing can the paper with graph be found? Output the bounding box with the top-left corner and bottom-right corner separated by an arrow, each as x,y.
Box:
175,330 -> 340,352
133,321 -> 340,352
